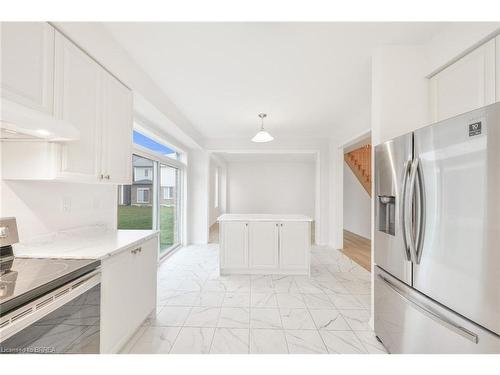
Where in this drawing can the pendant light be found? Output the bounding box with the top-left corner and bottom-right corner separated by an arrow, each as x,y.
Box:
251,113 -> 274,143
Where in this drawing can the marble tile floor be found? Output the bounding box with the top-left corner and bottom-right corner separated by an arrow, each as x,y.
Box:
121,243 -> 387,354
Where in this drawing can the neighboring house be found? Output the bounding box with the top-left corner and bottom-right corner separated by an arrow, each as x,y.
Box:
118,155 -> 176,207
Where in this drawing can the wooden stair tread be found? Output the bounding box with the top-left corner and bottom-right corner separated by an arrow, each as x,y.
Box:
344,144 -> 371,196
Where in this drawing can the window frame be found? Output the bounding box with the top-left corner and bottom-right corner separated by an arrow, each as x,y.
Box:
162,186 -> 174,200
131,135 -> 186,259
136,187 -> 150,204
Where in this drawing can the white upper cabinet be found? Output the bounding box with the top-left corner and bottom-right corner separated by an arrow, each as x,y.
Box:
0,22 -> 55,115
101,72 -> 133,184
1,23 -> 133,184
54,31 -> 101,181
430,39 -> 496,122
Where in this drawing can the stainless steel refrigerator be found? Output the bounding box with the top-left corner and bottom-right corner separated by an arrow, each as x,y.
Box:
374,102 -> 500,353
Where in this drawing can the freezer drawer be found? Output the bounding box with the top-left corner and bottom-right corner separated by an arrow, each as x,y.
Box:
374,266 -> 500,354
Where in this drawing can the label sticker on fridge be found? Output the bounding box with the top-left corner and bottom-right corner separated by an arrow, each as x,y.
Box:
468,121 -> 482,136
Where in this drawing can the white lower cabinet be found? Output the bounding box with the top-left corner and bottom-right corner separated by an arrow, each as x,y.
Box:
100,235 -> 158,354
220,217 -> 311,275
221,222 -> 248,269
279,222 -> 310,271
248,222 -> 279,270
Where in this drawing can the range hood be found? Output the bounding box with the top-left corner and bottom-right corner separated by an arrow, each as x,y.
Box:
1,100 -> 79,141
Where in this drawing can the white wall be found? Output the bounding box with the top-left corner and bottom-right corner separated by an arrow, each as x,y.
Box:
227,161 -> 315,218
187,149 -> 210,244
371,45 -> 430,146
208,156 -> 227,227
205,137 -> 329,245
343,162 -> 371,239
0,181 -> 117,242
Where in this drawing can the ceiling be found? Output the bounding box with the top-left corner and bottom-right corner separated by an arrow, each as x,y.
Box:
214,152 -> 317,163
104,22 -> 446,140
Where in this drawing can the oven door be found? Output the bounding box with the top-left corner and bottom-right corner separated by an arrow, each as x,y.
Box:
0,270 -> 100,354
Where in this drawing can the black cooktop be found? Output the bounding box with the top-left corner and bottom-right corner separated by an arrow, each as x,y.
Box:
0,257 -> 100,316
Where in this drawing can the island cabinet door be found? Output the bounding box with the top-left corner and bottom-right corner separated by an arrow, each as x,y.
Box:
248,222 -> 279,269
279,222 -> 310,270
221,222 -> 249,269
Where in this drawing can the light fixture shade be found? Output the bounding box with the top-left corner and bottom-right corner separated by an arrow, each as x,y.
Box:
252,130 -> 274,143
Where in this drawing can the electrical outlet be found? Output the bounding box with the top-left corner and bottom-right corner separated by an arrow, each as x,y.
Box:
62,196 -> 71,212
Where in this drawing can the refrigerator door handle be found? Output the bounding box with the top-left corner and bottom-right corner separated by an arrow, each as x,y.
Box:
415,161 -> 426,264
400,160 -> 412,261
404,157 -> 419,263
377,274 -> 479,344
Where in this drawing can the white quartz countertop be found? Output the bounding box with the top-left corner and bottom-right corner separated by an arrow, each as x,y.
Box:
217,214 -> 313,222
13,226 -> 159,260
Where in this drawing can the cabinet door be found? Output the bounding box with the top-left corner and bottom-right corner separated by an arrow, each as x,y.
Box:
430,39 -> 495,122
101,72 -> 133,184
0,22 -> 54,114
221,222 -> 248,269
100,248 -> 133,354
131,236 -> 158,322
248,222 -> 279,269
279,222 -> 310,270
54,31 -> 101,180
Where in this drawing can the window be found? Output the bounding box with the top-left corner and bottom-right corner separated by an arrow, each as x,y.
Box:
133,130 -> 179,160
160,164 -> 180,252
214,167 -> 219,208
162,186 -> 174,199
118,155 -> 155,231
136,188 -> 150,204
118,130 -> 184,259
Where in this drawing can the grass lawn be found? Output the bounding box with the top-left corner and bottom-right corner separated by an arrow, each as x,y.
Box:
118,205 -> 176,251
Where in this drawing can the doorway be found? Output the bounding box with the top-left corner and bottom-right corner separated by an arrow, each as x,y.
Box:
341,134 -> 372,271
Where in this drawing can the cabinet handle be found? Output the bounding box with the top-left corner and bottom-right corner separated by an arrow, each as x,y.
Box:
131,247 -> 141,254
99,174 -> 104,180
105,175 -> 110,180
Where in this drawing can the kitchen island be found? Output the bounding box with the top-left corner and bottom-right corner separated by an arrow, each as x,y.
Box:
217,214 -> 312,275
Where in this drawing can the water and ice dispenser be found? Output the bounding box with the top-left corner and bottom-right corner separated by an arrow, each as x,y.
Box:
377,195 -> 395,235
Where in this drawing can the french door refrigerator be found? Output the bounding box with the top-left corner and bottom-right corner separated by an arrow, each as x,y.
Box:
374,102 -> 500,354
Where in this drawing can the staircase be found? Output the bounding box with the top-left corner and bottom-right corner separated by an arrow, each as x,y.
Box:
344,144 -> 371,196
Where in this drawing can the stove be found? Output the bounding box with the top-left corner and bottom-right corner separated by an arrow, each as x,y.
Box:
0,257 -> 100,315
0,217 -> 102,353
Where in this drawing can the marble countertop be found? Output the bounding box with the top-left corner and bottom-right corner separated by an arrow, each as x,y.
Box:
217,214 -> 313,222
13,225 -> 159,260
